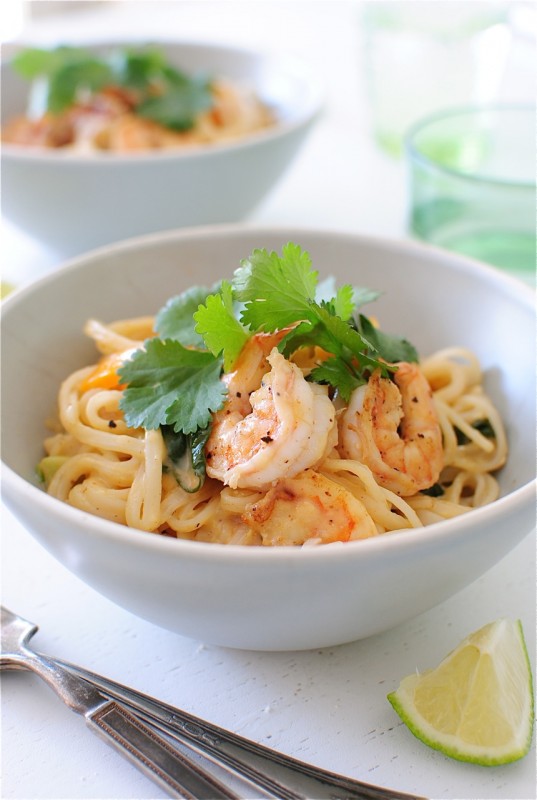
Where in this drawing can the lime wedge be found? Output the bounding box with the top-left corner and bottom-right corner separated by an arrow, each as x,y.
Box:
388,619 -> 535,765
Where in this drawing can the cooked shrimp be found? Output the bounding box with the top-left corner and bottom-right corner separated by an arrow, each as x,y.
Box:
338,362 -> 444,496
221,329 -> 288,417
1,113 -> 74,147
242,469 -> 379,546
205,335 -> 337,490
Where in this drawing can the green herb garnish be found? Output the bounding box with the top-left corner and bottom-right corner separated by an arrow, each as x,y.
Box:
137,72 -> 213,132
161,424 -> 211,492
110,48 -> 167,90
155,284 -> 217,348
420,482 -> 445,497
357,313 -> 418,365
12,44 -> 214,131
231,243 -> 416,400
194,281 -> 249,372
118,339 -> 225,433
455,419 -> 496,445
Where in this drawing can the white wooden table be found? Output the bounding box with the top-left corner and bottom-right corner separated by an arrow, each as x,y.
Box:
2,4 -> 535,799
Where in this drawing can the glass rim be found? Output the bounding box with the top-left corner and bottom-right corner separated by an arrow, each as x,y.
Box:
404,104 -> 536,190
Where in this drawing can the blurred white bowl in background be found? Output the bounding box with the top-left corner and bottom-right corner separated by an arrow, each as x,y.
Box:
1,41 -> 323,258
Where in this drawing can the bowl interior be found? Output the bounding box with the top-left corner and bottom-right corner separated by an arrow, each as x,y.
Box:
2,227 -> 535,503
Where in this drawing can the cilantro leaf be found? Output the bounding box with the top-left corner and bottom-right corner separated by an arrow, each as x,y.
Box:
155,285 -> 217,348
329,284 -> 355,321
47,58 -> 114,113
194,281 -> 249,371
190,424 -> 212,475
455,418 -> 496,445
310,357 -> 366,402
12,46 -> 82,79
161,424 -> 211,492
233,243 -> 318,331
279,307 -> 390,376
137,78 -> 213,131
319,283 -> 380,320
13,46 -> 113,113
118,339 -> 225,433
314,306 -> 384,367
164,65 -> 210,89
13,46 -> 115,113
110,47 -> 166,89
357,314 -> 418,364
318,285 -> 355,321
420,482 -> 445,497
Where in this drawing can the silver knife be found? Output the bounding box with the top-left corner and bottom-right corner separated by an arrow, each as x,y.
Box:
55,655 -> 426,800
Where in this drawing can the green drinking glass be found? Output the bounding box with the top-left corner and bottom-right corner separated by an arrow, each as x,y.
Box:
405,106 -> 535,280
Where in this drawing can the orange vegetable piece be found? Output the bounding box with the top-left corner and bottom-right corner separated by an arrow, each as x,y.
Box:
79,351 -> 132,393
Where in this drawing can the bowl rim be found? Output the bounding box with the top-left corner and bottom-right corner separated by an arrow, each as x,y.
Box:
0,38 -> 325,165
404,103 -> 536,190
2,222 -> 535,564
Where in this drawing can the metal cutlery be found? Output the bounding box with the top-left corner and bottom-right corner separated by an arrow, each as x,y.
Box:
0,605 -> 248,799
1,606 -> 426,800
54,654 -> 426,800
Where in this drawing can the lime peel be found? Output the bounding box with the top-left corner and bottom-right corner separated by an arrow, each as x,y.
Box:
388,619 -> 535,766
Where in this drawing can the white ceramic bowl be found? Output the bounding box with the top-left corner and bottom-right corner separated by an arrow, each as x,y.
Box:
0,41 -> 322,257
1,226 -> 535,650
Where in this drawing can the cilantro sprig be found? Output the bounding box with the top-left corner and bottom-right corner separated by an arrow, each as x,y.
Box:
233,244 -> 319,330
231,243 -> 417,400
117,242 -> 418,489
12,44 -> 214,131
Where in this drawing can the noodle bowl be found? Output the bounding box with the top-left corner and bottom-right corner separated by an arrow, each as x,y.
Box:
1,227 -> 534,649
0,42 -> 322,256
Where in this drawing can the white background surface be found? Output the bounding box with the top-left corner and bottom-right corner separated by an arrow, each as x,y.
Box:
1,3 -> 535,799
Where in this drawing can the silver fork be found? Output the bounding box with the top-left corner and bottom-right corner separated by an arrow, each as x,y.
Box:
1,606 -> 426,800
0,605 -> 247,799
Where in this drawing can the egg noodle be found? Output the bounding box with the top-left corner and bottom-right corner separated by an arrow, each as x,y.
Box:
41,315 -> 507,546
